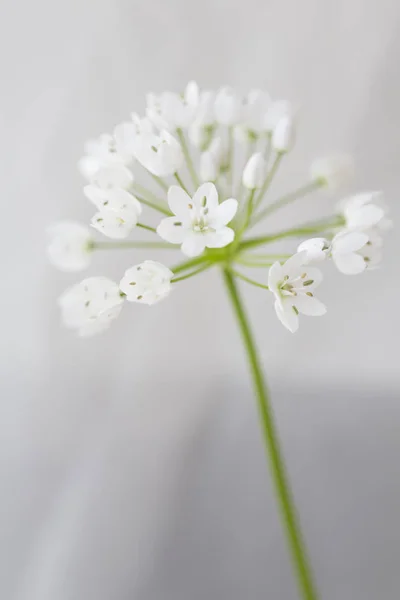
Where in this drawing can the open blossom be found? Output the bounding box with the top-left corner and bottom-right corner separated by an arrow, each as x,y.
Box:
268,253 -> 326,333
146,82 -> 199,131
78,134 -> 131,180
298,231 -> 373,275
120,261 -> 173,305
310,155 -> 353,191
59,277 -> 123,337
157,183 -> 238,257
113,114 -> 154,157
134,130 -> 183,176
339,192 -> 386,231
85,187 -> 142,239
89,165 -> 134,191
47,221 -> 93,272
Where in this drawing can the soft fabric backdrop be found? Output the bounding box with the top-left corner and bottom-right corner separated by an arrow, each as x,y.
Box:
1,1 -> 400,599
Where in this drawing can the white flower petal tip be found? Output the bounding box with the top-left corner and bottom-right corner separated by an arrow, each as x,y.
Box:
272,114 -> 295,153
134,130 -> 183,177
268,255 -> 325,332
242,152 -> 267,189
120,261 -> 173,305
59,277 -> 123,336
339,191 -> 387,231
157,183 -> 238,257
297,238 -> 330,263
47,221 -> 93,272
310,155 -> 354,191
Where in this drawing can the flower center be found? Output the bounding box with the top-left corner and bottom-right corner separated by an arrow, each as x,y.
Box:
279,273 -> 314,298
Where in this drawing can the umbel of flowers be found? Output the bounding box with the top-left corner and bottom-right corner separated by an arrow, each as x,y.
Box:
48,82 -> 390,335
48,82 -> 391,600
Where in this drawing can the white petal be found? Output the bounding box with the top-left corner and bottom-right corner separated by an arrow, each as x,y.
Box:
156,217 -> 187,244
192,182 -> 219,211
91,165 -> 133,190
346,205 -> 384,229
204,227 -> 234,249
268,261 -> 283,294
90,209 -> 138,239
332,231 -> 369,253
301,267 -> 323,290
84,185 -> 109,209
181,231 -> 206,257
297,238 -> 328,262
283,252 -> 307,277
274,300 -> 299,333
209,198 -> 238,227
294,295 -> 327,316
167,185 -> 192,220
332,252 -> 366,275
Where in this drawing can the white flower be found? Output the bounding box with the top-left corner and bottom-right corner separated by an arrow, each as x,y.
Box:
188,90 -> 216,148
264,100 -> 292,134
78,134 -> 131,180
242,152 -> 267,189
113,114 -> 154,157
85,188 -> 142,239
120,261 -> 173,305
146,82 -> 199,131
59,277 -> 123,337
359,229 -> 383,269
200,151 -> 218,182
297,238 -> 331,263
47,221 -> 93,272
268,253 -> 326,333
214,87 -> 242,126
330,231 -> 370,274
298,231 -> 371,275
134,130 -> 183,177
240,89 -> 271,137
157,182 -> 238,257
89,165 -> 134,191
310,155 -> 354,191
272,114 -> 295,153
339,192 -> 386,231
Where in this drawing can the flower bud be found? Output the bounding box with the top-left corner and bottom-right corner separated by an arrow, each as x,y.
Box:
272,115 -> 295,153
310,155 -> 354,191
242,152 -> 267,189
200,151 -> 218,182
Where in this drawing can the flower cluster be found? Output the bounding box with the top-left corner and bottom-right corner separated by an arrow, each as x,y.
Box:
48,82 -> 391,335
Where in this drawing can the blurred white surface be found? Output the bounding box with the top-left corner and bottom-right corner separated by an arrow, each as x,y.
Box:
1,0 -> 400,598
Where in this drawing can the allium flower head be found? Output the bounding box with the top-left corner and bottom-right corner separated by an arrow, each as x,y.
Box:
157,183 -> 238,257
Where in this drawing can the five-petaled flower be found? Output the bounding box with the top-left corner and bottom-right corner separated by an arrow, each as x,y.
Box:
157,183 -> 238,257
268,253 -> 327,333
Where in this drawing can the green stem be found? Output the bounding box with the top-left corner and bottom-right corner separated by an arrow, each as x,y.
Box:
149,172 -> 169,192
92,241 -> 174,250
132,183 -> 166,205
177,128 -> 199,188
172,262 -> 211,282
222,269 -> 319,600
240,217 -> 341,251
137,223 -> 157,234
135,195 -> 172,216
251,182 -> 320,227
230,269 -> 270,290
253,153 -> 283,210
234,258 -> 275,268
174,172 -> 190,195
170,255 -> 207,275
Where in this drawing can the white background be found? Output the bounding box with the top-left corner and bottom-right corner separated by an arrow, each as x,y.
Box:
1,1 -> 400,598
